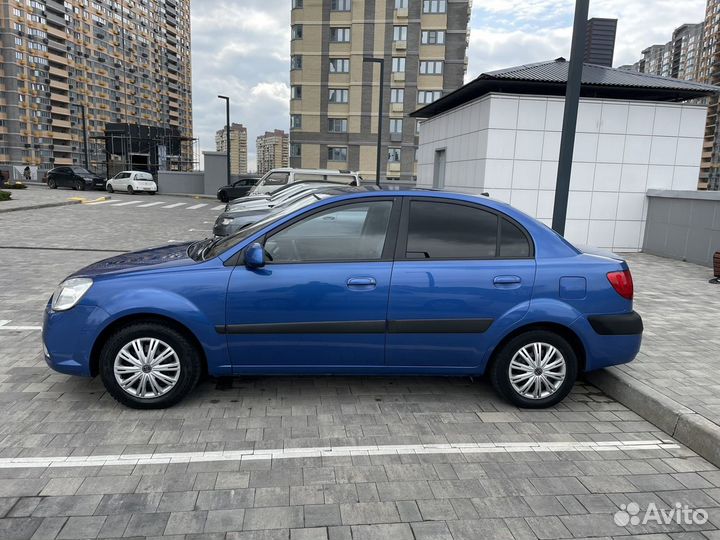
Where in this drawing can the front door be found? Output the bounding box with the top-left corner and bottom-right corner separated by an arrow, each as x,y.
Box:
226,198 -> 399,370
386,198 -> 536,370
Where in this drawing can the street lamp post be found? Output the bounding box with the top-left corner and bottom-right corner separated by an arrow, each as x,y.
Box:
363,57 -> 384,187
218,95 -> 231,187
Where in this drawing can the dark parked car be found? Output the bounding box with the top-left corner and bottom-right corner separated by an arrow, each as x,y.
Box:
47,167 -> 106,191
216,175 -> 261,202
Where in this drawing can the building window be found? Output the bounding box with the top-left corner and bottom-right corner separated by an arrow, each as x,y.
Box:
329,58 -> 350,73
328,146 -> 348,161
390,119 -> 403,133
292,0 -> 303,8
390,88 -> 405,103
395,0 -> 408,8
423,0 -> 447,13
328,88 -> 349,103
328,118 -> 348,133
291,25 -> 303,39
421,30 -> 445,44
392,57 -> 405,72
330,0 -> 351,11
290,143 -> 302,157
291,55 -> 303,70
388,147 -> 401,162
291,85 -> 302,99
420,60 -> 443,74
330,27 -> 351,42
291,114 -> 302,129
418,90 -> 442,104
393,26 -> 407,41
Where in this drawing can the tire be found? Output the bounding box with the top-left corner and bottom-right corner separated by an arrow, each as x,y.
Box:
127,185 -> 134,195
149,190 -> 156,195
48,178 -> 57,189
489,330 -> 578,409
219,191 -> 229,203
106,184 -> 114,193
99,322 -> 202,409
75,179 -> 85,191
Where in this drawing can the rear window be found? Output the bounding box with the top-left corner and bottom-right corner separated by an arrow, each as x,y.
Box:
136,173 -> 153,180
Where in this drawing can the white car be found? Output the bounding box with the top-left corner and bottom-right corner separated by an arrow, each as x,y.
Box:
106,171 -> 157,194
248,168 -> 362,196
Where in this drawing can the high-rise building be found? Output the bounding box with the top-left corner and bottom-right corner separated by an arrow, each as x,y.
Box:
256,129 -> 289,174
289,0 -> 471,182
216,123 -> 248,175
639,44 -> 672,77
0,0 -> 193,176
698,1 -> 720,190
671,23 -> 704,81
584,18 -> 617,67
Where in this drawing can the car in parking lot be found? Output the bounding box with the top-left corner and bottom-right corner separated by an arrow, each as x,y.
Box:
47,167 -> 106,191
106,171 -> 157,194
42,189 -> 643,409
249,168 -> 362,196
216,175 -> 261,202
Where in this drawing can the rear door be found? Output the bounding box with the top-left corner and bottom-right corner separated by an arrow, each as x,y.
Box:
386,197 -> 536,370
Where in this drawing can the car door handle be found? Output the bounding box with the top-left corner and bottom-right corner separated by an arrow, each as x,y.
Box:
346,277 -> 377,289
493,275 -> 522,287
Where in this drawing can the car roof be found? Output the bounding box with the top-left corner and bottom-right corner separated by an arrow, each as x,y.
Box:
266,168 -> 360,175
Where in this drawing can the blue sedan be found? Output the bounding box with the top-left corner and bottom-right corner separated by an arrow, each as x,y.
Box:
43,190 -> 643,409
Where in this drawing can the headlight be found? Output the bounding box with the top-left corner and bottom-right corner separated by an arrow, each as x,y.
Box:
51,278 -> 93,311
221,218 -> 234,225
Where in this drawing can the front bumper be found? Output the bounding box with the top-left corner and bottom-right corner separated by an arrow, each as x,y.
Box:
42,302 -> 109,377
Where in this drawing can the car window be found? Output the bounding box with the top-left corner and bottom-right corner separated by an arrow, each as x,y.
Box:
323,174 -> 356,184
294,173 -> 326,181
499,218 -> 531,258
405,201 -> 498,259
265,201 -> 393,263
137,173 -> 153,180
264,172 -> 290,186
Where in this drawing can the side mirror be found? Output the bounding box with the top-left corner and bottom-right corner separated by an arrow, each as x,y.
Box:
244,242 -> 266,269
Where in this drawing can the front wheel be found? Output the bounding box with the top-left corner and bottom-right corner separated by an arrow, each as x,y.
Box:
75,179 -> 85,191
48,178 -> 57,189
219,191 -> 229,203
489,330 -> 577,409
99,322 -> 202,409
106,183 -> 114,193
127,185 -> 134,195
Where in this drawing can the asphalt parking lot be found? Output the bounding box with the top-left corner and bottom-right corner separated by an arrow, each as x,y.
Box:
1,187 -> 720,539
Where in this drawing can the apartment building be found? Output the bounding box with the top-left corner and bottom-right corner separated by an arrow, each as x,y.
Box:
633,23 -> 703,81
0,0 -> 192,176
289,0 -> 471,182
256,129 -> 289,174
583,18 -> 617,67
699,0 -> 720,190
215,123 -> 248,175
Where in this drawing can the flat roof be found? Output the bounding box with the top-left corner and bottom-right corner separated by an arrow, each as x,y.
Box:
411,58 -> 719,119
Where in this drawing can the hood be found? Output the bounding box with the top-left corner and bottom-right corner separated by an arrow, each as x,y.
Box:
71,242 -> 197,278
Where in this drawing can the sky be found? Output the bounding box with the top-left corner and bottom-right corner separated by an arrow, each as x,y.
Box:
190,0 -> 707,171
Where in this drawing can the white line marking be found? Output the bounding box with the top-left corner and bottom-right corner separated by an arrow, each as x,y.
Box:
0,324 -> 42,331
212,205 -> 225,210
162,202 -> 186,209
186,203 -> 208,210
0,320 -> 9,327
85,199 -> 116,205
137,201 -> 166,208
0,440 -> 679,469
111,200 -> 142,207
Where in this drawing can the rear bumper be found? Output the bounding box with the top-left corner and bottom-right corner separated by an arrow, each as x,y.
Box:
588,311 -> 643,335
571,312 -> 643,372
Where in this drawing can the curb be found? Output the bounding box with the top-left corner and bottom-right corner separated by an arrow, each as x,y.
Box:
586,368 -> 720,468
0,199 -> 82,214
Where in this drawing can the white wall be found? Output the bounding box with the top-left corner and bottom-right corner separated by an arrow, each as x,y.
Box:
416,93 -> 706,251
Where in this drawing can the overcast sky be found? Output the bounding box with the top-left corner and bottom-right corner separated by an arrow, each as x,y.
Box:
190,0 -> 707,171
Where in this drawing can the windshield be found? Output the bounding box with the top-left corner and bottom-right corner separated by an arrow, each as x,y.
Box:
201,193 -> 326,260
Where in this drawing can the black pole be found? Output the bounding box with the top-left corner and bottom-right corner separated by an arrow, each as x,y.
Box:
218,95 -> 231,186
551,0 -> 589,235
81,104 -> 90,170
364,57 -> 384,187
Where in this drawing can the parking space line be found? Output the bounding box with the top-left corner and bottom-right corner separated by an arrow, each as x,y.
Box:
84,199 -> 115,205
137,201 -> 166,208
161,202 -> 186,209
0,320 -> 42,331
111,200 -> 142,207
0,439 -> 679,469
212,205 -> 225,210
186,203 -> 208,210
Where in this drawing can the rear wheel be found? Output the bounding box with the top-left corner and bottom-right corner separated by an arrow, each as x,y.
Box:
106,183 -> 114,193
99,322 -> 201,409
127,185 -> 134,195
489,330 -> 577,409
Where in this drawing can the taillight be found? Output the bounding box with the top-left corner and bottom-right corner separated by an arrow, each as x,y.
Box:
607,269 -> 634,300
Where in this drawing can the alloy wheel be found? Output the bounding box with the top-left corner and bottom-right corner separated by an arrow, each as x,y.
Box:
508,342 -> 566,400
113,337 -> 181,399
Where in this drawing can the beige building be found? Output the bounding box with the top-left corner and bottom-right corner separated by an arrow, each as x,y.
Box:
216,123 -> 248,175
256,129 -> 289,174
699,1 -> 720,190
289,0 -> 471,182
0,0 -> 193,174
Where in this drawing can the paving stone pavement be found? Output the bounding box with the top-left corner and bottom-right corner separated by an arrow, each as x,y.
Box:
1,203 -> 720,539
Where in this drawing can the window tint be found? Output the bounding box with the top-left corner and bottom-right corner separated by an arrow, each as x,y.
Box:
500,218 -> 531,258
264,172 -> 290,186
265,201 -> 393,263
405,201 -> 497,259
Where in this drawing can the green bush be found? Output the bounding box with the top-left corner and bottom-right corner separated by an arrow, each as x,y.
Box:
3,182 -> 27,189
0,190 -> 11,201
